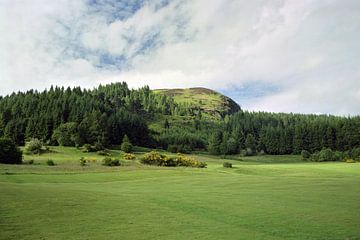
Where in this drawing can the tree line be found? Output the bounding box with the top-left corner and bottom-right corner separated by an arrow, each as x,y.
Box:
0,82 -> 359,156
0,82 -> 177,147
207,111 -> 360,155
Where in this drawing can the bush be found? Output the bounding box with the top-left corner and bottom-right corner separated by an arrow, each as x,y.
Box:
80,157 -> 87,166
121,135 -> 133,153
346,158 -> 356,163
344,158 -> 356,163
223,162 -> 232,168
121,142 -> 133,153
140,151 -> 167,166
124,153 -> 136,160
46,159 -> 55,166
0,137 -> 22,164
93,142 -> 104,151
301,150 -> 311,159
27,159 -> 34,165
310,151 -> 319,161
82,144 -> 94,153
102,157 -> 121,166
198,162 -> 208,168
140,151 -> 206,168
318,148 -> 335,162
310,148 -> 343,162
351,147 -> 360,160
178,145 -> 192,154
82,143 -> 105,152
175,154 -> 206,168
24,138 -> 45,155
167,144 -> 178,153
97,150 -> 110,156
333,151 -> 343,162
241,148 -> 254,156
167,144 -> 192,154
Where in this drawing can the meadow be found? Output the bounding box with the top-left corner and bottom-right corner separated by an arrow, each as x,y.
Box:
0,147 -> 359,240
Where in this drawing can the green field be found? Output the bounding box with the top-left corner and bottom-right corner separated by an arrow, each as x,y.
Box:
1,147 -> 359,240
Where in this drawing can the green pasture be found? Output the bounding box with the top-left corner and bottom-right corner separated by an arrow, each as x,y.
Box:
0,147 -> 359,239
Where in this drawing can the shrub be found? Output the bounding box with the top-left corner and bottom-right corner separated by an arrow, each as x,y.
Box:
80,157 -> 87,166
351,147 -> 360,160
102,157 -> 112,166
344,158 -> 356,163
121,135 -> 133,153
82,144 -> 93,153
310,151 -> 320,162
241,148 -> 254,156
167,144 -> 192,154
0,137 -> 22,164
24,138 -> 45,154
178,145 -> 192,154
167,144 -> 178,153
27,159 -> 34,165
102,157 -> 121,166
111,159 -> 120,166
333,151 -> 343,162
124,153 -> 136,160
140,151 -> 206,168
46,159 -> 55,166
175,154 -> 206,168
93,142 -> 104,151
121,142 -> 133,153
82,143 -> 105,152
198,162 -> 208,168
97,150 -> 110,156
318,148 -> 335,162
140,151 -> 167,166
223,162 -> 232,168
301,150 -> 311,159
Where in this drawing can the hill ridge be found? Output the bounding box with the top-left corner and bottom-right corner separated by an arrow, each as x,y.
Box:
153,87 -> 241,119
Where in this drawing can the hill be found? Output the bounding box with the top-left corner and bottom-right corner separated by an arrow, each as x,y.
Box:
154,87 -> 240,120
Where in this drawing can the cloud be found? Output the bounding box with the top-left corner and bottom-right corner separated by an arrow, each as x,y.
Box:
0,0 -> 359,115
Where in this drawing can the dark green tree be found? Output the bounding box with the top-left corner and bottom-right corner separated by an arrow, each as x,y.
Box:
245,134 -> 256,153
0,137 -> 22,164
121,134 -> 133,153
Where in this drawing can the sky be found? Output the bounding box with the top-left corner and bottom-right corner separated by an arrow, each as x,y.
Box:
0,0 -> 359,115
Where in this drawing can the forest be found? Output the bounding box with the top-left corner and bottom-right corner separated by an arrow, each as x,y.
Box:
0,82 -> 359,156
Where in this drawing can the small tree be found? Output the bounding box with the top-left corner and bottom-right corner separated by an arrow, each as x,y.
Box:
24,138 -> 43,154
318,148 -> 335,162
121,135 -> 133,153
52,122 -> 78,146
208,131 -> 222,155
301,150 -> 311,160
0,137 -> 22,164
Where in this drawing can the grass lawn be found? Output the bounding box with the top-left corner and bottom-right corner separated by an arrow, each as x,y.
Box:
0,147 -> 359,239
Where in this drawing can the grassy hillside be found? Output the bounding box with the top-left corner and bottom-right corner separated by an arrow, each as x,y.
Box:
154,87 -> 240,120
1,147 -> 359,240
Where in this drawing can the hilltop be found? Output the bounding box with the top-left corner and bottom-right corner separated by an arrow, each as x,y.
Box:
154,87 -> 240,120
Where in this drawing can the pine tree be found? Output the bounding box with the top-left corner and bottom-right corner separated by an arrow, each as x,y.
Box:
245,134 -> 256,153
121,134 -> 133,153
208,131 -> 222,155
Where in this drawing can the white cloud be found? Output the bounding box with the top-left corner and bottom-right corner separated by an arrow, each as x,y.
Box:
0,0 -> 359,115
